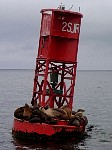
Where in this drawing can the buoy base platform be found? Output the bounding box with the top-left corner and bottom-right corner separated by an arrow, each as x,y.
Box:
12,117 -> 85,141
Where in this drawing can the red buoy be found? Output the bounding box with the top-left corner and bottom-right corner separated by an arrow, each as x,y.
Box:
12,7 -> 87,141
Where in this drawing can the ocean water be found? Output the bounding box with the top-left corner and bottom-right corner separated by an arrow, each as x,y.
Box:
0,69 -> 112,150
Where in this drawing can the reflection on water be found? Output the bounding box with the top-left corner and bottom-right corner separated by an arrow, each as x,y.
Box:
12,134 -> 88,150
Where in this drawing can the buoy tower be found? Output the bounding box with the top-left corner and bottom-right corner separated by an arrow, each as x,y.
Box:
31,8 -> 83,109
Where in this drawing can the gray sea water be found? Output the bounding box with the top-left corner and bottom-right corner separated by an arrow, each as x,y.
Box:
0,69 -> 112,150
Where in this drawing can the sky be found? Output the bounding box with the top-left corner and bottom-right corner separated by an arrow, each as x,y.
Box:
0,0 -> 112,70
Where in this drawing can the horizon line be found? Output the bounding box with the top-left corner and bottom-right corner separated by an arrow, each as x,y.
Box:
0,69 -> 112,71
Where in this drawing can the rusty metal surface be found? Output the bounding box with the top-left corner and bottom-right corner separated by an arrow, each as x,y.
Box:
12,117 -> 85,139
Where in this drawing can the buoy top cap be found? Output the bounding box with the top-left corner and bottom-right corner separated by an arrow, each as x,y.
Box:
40,9 -> 83,18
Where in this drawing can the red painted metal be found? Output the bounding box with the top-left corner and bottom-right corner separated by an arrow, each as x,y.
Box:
32,60 -> 78,108
31,9 -> 83,108
38,9 -> 82,62
13,118 -> 85,136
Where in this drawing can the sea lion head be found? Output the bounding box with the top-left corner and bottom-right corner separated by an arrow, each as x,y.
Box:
61,105 -> 72,118
74,109 -> 85,119
77,109 -> 85,113
23,103 -> 32,120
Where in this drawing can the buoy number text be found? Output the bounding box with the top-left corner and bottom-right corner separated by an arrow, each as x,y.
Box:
62,22 -> 79,33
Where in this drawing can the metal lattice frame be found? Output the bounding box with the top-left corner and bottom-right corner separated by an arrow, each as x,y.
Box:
32,58 -> 77,109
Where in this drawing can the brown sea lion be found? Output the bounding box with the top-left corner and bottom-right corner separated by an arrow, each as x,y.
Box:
74,109 -> 85,119
40,105 -> 72,120
14,106 -> 25,119
68,109 -> 88,126
68,117 -> 80,127
61,105 -> 72,118
80,115 -> 88,126
29,109 -> 57,124
39,107 -> 67,119
23,103 -> 33,120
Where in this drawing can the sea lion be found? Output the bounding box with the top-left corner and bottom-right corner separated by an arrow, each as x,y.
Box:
23,103 -> 33,120
53,107 -> 70,120
40,105 -> 72,120
29,108 -> 57,124
68,109 -> 87,126
68,117 -> 80,127
61,105 -> 72,118
72,110 -> 76,115
80,115 -> 88,126
39,107 -> 67,119
14,106 -> 25,119
74,109 -> 85,119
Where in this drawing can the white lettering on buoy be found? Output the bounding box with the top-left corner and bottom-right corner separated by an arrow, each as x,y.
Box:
62,22 -> 67,32
62,22 -> 79,33
71,23 -> 79,33
67,22 -> 72,33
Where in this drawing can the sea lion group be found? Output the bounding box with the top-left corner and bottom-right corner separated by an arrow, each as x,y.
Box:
14,103 -> 88,126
